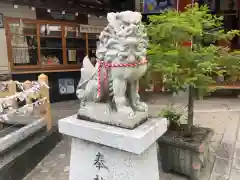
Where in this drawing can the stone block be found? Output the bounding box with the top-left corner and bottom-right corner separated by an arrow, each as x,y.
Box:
77,102 -> 148,129
0,119 -> 46,153
59,115 -> 167,154
69,138 -> 159,180
58,115 -> 167,180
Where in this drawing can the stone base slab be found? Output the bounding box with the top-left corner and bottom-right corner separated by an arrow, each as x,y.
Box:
77,102 -> 148,129
58,115 -> 167,154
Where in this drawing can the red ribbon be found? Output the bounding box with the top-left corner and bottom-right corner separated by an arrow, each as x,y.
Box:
97,59 -> 148,97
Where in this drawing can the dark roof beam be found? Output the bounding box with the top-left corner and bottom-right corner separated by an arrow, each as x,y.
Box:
0,0 -> 111,15
73,0 -> 112,9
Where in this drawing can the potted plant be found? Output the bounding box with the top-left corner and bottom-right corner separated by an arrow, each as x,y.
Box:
159,106 -> 182,130
146,4 -> 240,180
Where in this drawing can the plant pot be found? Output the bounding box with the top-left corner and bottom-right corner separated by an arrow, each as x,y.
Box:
158,125 -> 213,180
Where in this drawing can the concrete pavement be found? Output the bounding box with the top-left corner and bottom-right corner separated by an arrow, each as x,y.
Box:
23,95 -> 240,180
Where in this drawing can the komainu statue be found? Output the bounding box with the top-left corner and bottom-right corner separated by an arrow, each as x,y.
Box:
76,11 -> 149,129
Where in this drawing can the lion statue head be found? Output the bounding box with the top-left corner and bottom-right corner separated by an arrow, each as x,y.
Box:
96,11 -> 148,64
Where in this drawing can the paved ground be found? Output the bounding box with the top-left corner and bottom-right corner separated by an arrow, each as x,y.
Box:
23,94 -> 240,180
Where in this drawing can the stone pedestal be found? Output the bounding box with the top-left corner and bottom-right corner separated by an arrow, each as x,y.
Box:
58,115 -> 167,180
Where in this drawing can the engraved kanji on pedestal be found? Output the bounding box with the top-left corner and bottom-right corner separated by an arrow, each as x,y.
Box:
93,152 -> 108,180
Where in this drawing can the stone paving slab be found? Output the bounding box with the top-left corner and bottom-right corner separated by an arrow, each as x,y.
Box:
210,158 -> 233,180
24,136 -> 71,180
210,133 -> 223,155
234,141 -> 240,158
216,116 -> 239,159
229,169 -> 240,180
232,158 -> 240,170
24,97 -> 240,180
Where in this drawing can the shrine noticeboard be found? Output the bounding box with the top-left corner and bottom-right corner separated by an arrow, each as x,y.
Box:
143,0 -> 175,14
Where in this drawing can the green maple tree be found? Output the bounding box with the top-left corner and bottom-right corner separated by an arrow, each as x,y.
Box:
146,3 -> 240,135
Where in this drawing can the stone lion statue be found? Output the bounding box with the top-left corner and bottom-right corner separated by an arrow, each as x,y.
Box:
76,11 -> 149,127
